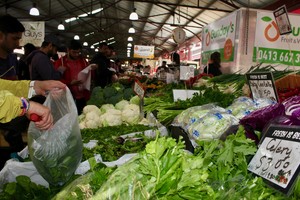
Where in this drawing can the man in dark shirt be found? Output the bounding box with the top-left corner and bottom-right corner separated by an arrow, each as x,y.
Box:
27,34 -> 66,80
0,14 -> 27,152
90,42 -> 113,88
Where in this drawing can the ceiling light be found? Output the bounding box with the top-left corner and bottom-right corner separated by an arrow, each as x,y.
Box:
29,3 -> 40,16
128,36 -> 133,42
74,35 -> 80,40
91,45 -> 95,49
127,50 -> 131,53
127,47 -> 131,50
128,26 -> 135,34
129,8 -> 138,20
127,43 -> 132,47
95,49 -> 99,52
83,42 -> 88,46
57,22 -> 65,30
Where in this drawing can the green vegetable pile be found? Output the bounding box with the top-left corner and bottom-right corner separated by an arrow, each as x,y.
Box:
81,124 -> 155,161
87,82 -> 135,107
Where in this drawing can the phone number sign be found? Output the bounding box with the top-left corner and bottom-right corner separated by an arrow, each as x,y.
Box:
246,72 -> 279,102
248,125 -> 300,194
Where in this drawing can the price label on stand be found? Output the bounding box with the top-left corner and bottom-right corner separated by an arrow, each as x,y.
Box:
180,65 -> 194,80
246,72 -> 279,102
133,79 -> 145,99
133,79 -> 145,119
248,124 -> 300,195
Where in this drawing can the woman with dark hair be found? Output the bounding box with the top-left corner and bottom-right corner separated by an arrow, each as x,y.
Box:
204,52 -> 222,76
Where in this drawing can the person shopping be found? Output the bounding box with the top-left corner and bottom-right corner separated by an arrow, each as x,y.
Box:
0,79 -> 66,129
204,52 -> 222,76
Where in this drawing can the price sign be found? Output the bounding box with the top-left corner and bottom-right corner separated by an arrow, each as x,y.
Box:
133,79 -> 145,99
180,65 -> 194,80
273,5 -> 292,35
248,124 -> 300,194
246,72 -> 279,102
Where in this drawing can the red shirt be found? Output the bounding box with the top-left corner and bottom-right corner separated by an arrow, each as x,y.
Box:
54,55 -> 90,100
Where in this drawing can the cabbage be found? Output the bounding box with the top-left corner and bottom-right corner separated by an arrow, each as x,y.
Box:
130,95 -> 140,105
282,95 -> 300,118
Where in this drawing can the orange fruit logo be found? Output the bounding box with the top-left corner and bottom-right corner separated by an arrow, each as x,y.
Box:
262,16 -> 280,42
223,38 -> 233,60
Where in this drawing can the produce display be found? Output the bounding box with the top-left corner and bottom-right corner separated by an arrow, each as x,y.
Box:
1,65 -> 300,199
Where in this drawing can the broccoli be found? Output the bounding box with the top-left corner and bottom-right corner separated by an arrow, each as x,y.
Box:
87,87 -> 105,107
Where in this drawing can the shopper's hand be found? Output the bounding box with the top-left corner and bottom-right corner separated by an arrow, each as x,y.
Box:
33,80 -> 66,96
89,63 -> 98,70
26,101 -> 53,130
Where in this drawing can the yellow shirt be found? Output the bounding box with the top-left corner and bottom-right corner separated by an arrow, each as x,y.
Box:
0,79 -> 30,123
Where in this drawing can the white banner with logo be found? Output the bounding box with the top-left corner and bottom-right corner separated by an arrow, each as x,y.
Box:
20,21 -> 45,47
254,12 -> 300,66
133,45 -> 155,59
201,12 -> 237,63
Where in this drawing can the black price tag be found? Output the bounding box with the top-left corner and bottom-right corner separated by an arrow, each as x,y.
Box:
246,72 -> 279,102
273,5 -> 292,35
248,124 -> 300,195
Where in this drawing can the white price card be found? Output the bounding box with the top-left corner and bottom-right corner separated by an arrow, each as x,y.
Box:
133,79 -> 145,98
248,125 -> 300,194
172,89 -> 200,102
180,65 -> 194,80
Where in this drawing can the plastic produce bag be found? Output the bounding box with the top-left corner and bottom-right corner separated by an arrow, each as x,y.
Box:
187,111 -> 239,141
27,88 -> 83,186
172,103 -> 226,128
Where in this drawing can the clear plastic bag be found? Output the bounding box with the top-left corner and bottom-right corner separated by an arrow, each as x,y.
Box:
27,88 -> 83,186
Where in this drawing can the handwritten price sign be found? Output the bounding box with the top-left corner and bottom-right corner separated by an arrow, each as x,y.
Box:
248,125 -> 300,194
246,72 -> 279,102
133,79 -> 145,99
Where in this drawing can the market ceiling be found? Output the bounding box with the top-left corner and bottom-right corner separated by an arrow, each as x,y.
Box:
1,0 -> 300,59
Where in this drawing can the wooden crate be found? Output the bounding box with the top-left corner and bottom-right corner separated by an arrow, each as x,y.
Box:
275,74 -> 300,89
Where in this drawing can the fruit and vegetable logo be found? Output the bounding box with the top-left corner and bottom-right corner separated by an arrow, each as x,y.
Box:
262,16 -> 280,42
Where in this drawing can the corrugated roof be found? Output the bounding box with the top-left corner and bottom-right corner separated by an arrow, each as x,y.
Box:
0,0 -> 298,58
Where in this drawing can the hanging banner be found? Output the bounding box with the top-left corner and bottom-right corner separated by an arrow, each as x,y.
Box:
253,11 -> 300,66
133,45 -> 155,59
201,12 -> 237,63
20,21 -> 45,47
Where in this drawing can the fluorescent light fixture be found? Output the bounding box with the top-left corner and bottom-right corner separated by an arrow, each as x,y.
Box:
128,36 -> 133,41
108,37 -> 114,41
108,41 -> 115,45
65,17 -> 77,23
127,53 -> 130,57
91,45 -> 95,49
83,42 -> 88,46
129,8 -> 138,20
29,3 -> 40,16
127,47 -> 131,50
74,35 -> 80,40
85,32 -> 94,36
127,43 -> 132,47
57,22 -> 65,30
128,26 -> 135,33
65,8 -> 103,23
